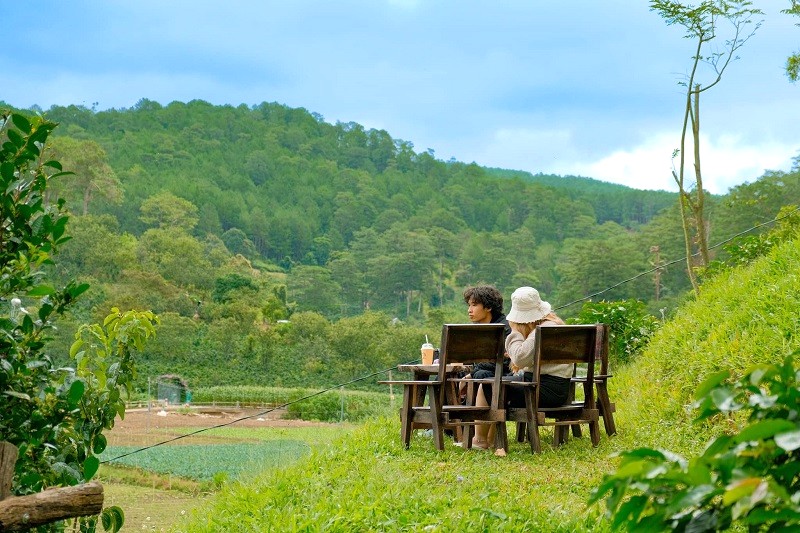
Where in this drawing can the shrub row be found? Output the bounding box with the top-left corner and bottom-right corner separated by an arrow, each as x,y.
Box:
190,385 -> 394,422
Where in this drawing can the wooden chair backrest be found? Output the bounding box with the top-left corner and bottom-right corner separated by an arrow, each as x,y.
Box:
437,323 -> 505,381
533,324 -> 599,406
534,324 -> 598,366
438,323 -> 506,410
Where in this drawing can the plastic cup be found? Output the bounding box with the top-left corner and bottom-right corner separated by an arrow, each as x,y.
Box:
421,342 -> 435,365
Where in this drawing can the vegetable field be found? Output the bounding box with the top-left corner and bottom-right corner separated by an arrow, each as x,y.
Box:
100,406 -> 354,531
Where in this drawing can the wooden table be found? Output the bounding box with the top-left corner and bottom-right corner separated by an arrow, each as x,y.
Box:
395,363 -> 468,442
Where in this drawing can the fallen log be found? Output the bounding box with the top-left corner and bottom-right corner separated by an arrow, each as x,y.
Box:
0,481 -> 104,531
1,442 -> 104,531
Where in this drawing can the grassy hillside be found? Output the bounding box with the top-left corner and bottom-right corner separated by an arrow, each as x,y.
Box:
177,238 -> 800,531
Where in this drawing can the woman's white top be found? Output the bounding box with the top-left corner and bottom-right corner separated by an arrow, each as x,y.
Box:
505,320 -> 574,379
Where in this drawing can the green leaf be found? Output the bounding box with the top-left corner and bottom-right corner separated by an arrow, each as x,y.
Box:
612,495 -> 650,530
3,390 -> 32,401
686,458 -> 712,485
695,370 -> 730,399
734,420 -> 796,443
83,456 -> 100,480
710,387 -> 741,412
7,128 -> 25,148
702,434 -> 733,458
93,433 -> 108,454
774,429 -> 800,451
70,339 -> 84,358
27,284 -> 56,296
101,506 -> 125,532
68,380 -> 86,406
722,478 -> 762,506
11,113 -> 32,133
110,506 -> 125,532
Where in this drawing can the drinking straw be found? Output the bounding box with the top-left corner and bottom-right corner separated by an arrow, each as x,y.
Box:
425,335 -> 429,343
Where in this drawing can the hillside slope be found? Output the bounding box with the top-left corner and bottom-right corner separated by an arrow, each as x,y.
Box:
615,235 -> 800,451
178,237 -> 800,531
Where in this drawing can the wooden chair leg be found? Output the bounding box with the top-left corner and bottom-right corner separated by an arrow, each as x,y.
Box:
523,388 -> 541,453
461,382 -> 476,449
553,425 -> 567,447
516,422 -> 526,442
400,386 -> 414,448
596,382 -> 617,436
429,384 -> 445,451
589,420 -> 601,447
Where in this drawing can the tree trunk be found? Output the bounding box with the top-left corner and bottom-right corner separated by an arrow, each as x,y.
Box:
691,85 -> 710,267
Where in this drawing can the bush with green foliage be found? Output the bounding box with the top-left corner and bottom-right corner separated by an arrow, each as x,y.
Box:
703,204 -> 800,280
591,353 -> 800,531
573,299 -> 661,365
1,111 -> 157,532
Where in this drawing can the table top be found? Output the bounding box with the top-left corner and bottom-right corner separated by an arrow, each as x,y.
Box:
397,363 -> 467,374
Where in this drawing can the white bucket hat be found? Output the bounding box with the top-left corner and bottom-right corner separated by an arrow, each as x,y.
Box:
506,286 -> 551,323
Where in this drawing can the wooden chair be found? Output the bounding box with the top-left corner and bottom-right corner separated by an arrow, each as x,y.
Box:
380,323 -> 506,451
504,324 -> 601,453
566,323 -> 616,438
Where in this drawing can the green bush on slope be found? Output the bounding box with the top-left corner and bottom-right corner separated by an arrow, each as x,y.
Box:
178,238 -> 800,531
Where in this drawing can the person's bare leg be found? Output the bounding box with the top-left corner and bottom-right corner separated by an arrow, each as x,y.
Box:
472,385 -> 491,449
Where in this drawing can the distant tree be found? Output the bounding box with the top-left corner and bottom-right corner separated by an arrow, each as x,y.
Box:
53,214 -> 137,283
650,0 -> 762,294
139,191 -> 199,231
328,250 -> 368,315
137,227 -> 214,288
47,136 -> 122,215
288,265 -> 342,317
222,227 -> 258,258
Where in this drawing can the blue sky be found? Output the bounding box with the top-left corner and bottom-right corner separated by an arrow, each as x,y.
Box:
3,1 -> 798,193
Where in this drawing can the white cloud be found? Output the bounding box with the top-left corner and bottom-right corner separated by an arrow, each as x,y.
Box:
565,133 -> 797,193
473,128 -> 797,194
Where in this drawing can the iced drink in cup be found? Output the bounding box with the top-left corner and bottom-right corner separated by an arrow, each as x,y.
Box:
421,342 -> 435,365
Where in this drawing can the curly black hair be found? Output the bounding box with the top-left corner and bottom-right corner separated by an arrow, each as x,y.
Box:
463,285 -> 504,321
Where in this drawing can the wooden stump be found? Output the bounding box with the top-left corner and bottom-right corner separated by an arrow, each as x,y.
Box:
0,442 -> 18,501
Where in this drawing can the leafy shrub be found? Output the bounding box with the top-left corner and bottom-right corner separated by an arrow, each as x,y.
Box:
0,111 -> 158,532
287,390 -> 343,421
591,353 -> 800,531
703,204 -> 800,279
191,385 -> 394,422
286,388 -> 394,422
573,299 -> 660,365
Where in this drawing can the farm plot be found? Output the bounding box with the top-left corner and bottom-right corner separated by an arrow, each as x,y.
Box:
100,406 -> 354,531
100,441 -> 309,481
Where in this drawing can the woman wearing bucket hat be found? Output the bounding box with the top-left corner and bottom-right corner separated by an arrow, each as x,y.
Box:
472,286 -> 572,451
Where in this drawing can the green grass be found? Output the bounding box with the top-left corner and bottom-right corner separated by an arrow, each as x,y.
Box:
103,482 -> 203,532
176,238 -> 800,532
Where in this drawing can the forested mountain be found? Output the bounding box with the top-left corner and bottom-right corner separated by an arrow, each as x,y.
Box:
485,168 -> 677,227
3,100 -> 798,389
